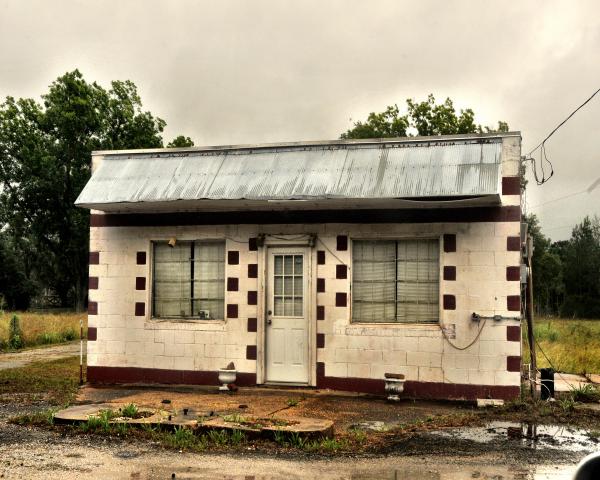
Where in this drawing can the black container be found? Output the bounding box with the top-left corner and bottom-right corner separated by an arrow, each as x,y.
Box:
540,368 -> 555,400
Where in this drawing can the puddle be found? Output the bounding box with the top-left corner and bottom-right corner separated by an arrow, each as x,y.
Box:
430,421 -> 598,453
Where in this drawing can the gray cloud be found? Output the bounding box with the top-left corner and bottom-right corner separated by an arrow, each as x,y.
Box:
1,0 -> 599,239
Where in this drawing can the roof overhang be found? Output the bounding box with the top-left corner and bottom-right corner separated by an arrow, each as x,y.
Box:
76,133 -> 517,213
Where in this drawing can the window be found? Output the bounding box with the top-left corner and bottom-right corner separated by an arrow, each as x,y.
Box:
352,239 -> 439,323
152,241 -> 225,319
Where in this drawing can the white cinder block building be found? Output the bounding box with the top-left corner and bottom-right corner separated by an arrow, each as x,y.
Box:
76,132 -> 524,400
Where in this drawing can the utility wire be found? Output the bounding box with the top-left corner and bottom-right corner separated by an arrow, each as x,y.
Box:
527,86 -> 600,156
525,86 -> 600,186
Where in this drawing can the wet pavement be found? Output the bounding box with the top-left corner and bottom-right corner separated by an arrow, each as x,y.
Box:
430,421 -> 599,453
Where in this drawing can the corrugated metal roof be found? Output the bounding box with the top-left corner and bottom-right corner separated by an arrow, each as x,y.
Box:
76,137 -> 505,210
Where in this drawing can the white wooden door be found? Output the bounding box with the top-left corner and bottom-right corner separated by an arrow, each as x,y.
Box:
265,248 -> 309,384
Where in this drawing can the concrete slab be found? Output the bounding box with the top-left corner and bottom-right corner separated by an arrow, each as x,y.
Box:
200,414 -> 334,439
586,374 -> 600,385
54,403 -> 334,438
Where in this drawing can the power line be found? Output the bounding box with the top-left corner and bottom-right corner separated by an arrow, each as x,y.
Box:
525,86 -> 600,186
526,86 -> 600,156
528,175 -> 600,210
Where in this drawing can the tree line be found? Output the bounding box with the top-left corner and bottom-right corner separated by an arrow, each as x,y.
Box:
527,214 -> 600,318
0,70 -> 193,311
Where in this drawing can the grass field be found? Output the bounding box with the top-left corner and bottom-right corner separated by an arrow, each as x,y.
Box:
524,317 -> 600,375
0,356 -> 83,406
0,311 -> 86,351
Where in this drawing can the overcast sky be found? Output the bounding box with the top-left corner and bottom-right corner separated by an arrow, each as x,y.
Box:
0,0 -> 599,239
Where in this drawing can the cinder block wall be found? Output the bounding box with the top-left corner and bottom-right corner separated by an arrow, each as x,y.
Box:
86,136 -> 522,399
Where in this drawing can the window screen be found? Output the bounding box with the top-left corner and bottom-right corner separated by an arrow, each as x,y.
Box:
153,241 -> 225,319
352,239 -> 439,323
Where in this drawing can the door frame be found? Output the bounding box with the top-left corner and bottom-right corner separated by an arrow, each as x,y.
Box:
256,237 -> 316,386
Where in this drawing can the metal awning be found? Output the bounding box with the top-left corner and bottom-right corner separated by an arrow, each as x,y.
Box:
76,135 -> 509,213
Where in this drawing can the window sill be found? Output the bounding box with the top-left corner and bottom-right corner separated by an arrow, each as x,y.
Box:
339,322 -> 441,337
145,318 -> 226,332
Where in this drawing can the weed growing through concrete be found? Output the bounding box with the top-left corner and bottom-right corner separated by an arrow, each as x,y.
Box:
168,427 -> 196,449
121,403 -> 139,418
229,429 -> 246,445
207,429 -> 229,446
570,384 -> 600,403
286,398 -> 299,407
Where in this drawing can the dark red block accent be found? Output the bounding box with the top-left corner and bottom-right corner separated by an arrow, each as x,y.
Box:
248,264 -> 258,278
507,236 -> 521,251
316,333 -> 325,348
136,251 -> 146,265
507,356 -> 521,372
443,234 -> 456,252
228,251 -> 239,265
507,295 -> 521,311
91,206 -> 521,227
317,278 -> 325,293
247,318 -> 257,332
443,266 -> 456,281
135,302 -> 145,316
89,251 -> 100,265
89,276 -> 99,290
507,325 -> 521,342
246,345 -> 257,360
88,301 -> 98,315
336,235 -> 348,251
249,237 -> 258,251
502,176 -> 521,195
227,304 -> 238,318
315,364 -> 520,400
135,277 -> 146,290
336,264 -> 348,279
247,291 -> 257,305
506,266 -> 520,281
335,292 -> 347,307
87,366 -> 257,387
87,327 -> 97,341
317,250 -> 326,265
227,277 -> 239,291
316,305 -> 325,320
443,294 -> 456,310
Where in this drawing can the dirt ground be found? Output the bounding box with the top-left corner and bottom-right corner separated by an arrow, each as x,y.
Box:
0,342 -> 80,370
76,384 -> 465,431
1,383 -> 598,479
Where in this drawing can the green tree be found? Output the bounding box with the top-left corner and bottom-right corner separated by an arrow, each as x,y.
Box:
167,135 -> 194,148
341,94 -> 508,139
560,216 -> 600,318
0,70 -> 168,311
525,214 -> 564,316
0,232 -> 36,310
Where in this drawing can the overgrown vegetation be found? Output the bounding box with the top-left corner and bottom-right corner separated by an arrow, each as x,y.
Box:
0,311 -> 83,351
524,318 -> 600,374
0,355 -> 82,405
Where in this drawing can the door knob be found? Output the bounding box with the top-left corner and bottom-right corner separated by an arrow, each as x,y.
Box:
267,319 -> 272,325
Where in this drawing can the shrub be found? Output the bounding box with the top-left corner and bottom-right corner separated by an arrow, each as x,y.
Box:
8,314 -> 23,350
63,328 -> 76,341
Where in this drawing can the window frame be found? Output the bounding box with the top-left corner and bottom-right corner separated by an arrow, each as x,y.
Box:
349,235 -> 442,326
150,239 -> 226,321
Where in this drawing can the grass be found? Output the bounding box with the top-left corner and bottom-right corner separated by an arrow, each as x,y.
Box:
524,317 -> 600,375
0,311 -> 85,351
0,355 -> 83,406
